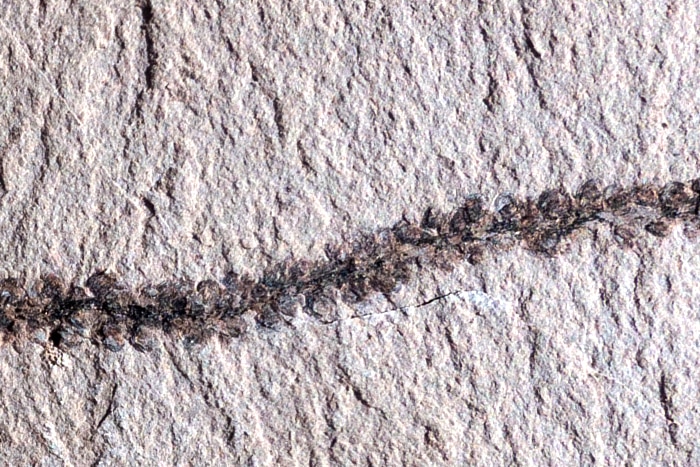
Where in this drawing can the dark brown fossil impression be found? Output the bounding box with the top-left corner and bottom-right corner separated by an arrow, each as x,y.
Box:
1,179 -> 699,351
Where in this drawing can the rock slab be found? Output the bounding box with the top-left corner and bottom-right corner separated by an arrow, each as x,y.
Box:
1,1 -> 700,465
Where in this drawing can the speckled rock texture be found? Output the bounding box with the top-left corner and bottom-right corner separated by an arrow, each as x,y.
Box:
1,0 -> 700,464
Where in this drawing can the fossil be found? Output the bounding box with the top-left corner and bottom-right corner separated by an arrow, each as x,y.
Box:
1,179 -> 698,351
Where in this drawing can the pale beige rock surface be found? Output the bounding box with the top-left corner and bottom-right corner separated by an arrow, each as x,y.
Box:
1,0 -> 700,465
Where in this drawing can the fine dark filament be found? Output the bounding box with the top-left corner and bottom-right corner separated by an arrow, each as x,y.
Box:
1,179 -> 699,351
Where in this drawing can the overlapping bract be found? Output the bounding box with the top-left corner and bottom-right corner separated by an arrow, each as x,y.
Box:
0,179 -> 698,350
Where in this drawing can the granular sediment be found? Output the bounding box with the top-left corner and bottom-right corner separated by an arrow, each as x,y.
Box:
1,179 -> 698,350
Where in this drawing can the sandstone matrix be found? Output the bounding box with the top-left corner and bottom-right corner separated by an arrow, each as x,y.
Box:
1,1 -> 700,465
